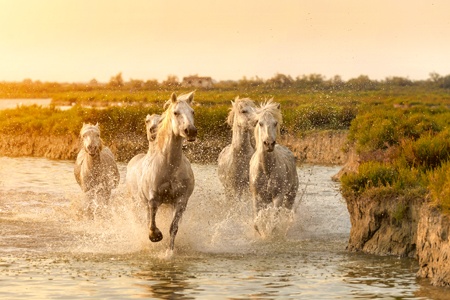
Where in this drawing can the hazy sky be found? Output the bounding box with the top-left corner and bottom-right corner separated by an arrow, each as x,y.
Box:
1,0 -> 450,83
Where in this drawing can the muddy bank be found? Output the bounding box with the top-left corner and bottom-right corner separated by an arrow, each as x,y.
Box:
345,190 -> 423,258
0,131 -> 349,165
416,205 -> 450,287
340,150 -> 450,286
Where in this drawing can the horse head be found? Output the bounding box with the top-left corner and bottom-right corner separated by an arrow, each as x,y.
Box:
164,92 -> 197,142
145,113 -> 162,142
253,100 -> 282,153
228,97 -> 256,129
80,123 -> 103,156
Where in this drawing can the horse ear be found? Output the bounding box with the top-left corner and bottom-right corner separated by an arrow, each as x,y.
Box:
145,114 -> 151,124
171,93 -> 177,103
277,103 -> 281,110
186,91 -> 195,104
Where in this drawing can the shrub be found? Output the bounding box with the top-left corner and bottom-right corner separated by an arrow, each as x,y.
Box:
341,161 -> 397,195
428,161 -> 450,213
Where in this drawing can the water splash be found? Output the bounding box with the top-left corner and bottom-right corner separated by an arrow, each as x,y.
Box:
253,206 -> 295,239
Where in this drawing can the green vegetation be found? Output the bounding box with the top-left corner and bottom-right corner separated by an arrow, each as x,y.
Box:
341,103 -> 450,214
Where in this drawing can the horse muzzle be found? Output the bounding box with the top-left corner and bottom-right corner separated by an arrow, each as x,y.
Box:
184,125 -> 197,142
86,145 -> 100,156
263,140 -> 276,152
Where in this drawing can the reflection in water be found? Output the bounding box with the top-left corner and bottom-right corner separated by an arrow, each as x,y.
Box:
133,260 -> 195,299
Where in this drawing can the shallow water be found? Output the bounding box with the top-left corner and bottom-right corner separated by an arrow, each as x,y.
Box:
0,157 -> 447,299
0,99 -> 52,110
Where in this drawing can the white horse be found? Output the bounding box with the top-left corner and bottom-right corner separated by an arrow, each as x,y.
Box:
249,100 -> 299,229
74,123 -> 120,217
145,113 -> 161,143
126,92 -> 197,251
217,97 -> 256,199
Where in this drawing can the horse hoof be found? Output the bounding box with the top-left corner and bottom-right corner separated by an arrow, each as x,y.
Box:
149,229 -> 163,242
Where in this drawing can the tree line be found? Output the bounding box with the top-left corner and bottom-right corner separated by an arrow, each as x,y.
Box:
2,72 -> 450,97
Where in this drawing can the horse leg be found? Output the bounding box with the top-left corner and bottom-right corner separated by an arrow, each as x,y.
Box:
148,199 -> 163,242
169,200 -> 187,250
252,193 -> 265,235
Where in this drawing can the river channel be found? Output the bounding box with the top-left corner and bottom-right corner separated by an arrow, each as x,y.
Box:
0,157 -> 447,299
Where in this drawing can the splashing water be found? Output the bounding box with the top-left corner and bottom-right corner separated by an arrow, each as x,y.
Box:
0,157 -> 348,257
253,206 -> 295,239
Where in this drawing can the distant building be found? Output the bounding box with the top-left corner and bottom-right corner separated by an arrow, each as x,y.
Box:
182,75 -> 213,88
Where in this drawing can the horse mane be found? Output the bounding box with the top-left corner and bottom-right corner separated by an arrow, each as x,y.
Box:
227,97 -> 256,126
156,91 -> 194,149
156,102 -> 174,148
254,99 -> 282,134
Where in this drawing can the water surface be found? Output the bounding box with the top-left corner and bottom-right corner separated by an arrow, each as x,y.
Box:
0,157 -> 447,299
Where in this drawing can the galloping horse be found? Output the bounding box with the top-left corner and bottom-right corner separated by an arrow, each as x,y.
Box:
126,92 -> 197,251
249,100 -> 299,227
74,123 -> 120,217
145,113 -> 161,143
217,97 -> 256,199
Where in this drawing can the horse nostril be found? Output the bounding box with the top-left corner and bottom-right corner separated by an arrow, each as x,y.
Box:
185,126 -> 197,137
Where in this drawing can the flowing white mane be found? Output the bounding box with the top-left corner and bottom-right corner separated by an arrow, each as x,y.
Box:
226,97 -> 256,126
254,99 -> 282,134
80,123 -> 100,136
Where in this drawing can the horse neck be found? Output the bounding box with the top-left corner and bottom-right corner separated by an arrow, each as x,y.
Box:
231,122 -> 253,153
155,127 -> 184,167
83,149 -> 102,172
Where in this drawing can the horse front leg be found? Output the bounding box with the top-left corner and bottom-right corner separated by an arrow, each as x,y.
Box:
147,195 -> 163,242
169,198 -> 187,250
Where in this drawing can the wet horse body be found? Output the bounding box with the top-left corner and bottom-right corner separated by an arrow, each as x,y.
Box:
217,97 -> 256,199
126,92 -> 196,250
74,123 -> 120,216
249,100 -> 299,217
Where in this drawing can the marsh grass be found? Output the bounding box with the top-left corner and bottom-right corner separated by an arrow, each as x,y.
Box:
342,101 -> 450,215
428,161 -> 450,213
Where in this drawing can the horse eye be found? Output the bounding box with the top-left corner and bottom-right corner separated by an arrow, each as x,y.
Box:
259,122 -> 263,127
174,111 -> 179,116
241,109 -> 247,114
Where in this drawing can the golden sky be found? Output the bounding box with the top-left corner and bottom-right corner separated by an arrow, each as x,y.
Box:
1,0 -> 449,82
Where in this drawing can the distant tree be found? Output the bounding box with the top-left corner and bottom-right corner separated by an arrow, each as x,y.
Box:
89,78 -> 99,86
440,75 -> 450,89
109,72 -> 124,87
385,76 -> 413,86
143,79 -> 159,89
128,79 -> 144,89
162,75 -> 179,87
238,76 -> 264,88
347,75 -> 377,90
429,72 -> 442,83
267,73 -> 293,88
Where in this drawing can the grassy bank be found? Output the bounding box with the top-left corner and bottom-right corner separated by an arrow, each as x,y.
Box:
340,103 -> 450,213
